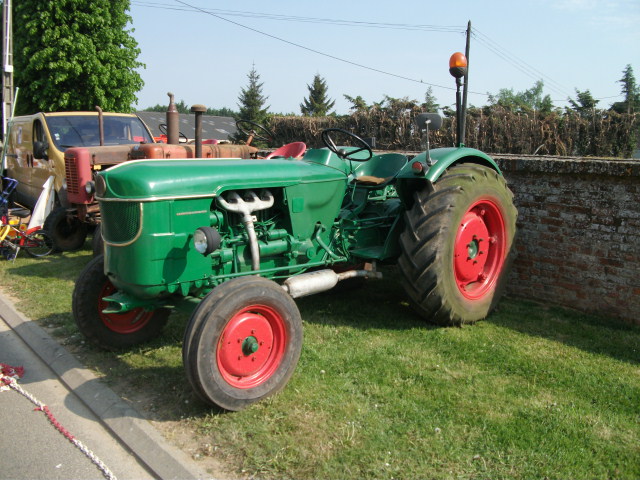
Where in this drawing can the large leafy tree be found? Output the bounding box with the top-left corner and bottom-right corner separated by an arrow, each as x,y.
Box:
237,65 -> 269,124
300,74 -> 335,116
610,64 -> 640,114
13,0 -> 144,114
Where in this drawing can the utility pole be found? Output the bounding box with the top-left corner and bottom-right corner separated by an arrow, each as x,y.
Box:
2,0 -> 14,140
460,20 -> 471,147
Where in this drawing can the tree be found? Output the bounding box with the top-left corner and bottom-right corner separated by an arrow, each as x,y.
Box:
300,74 -> 335,116
13,0 -> 144,114
568,89 -> 599,116
610,64 -> 640,114
487,80 -> 553,114
344,94 -> 369,113
236,65 -> 269,124
422,87 -> 440,112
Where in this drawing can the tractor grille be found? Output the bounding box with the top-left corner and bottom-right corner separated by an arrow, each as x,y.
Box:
101,202 -> 141,244
65,156 -> 80,195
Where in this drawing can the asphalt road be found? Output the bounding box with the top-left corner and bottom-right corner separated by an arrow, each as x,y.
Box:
0,294 -> 213,480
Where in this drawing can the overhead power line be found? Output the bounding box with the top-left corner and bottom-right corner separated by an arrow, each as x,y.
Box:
131,1 -> 464,33
165,0 -> 479,95
132,1 -> 618,104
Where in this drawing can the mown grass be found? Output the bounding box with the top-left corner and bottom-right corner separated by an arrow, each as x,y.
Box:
0,246 -> 639,479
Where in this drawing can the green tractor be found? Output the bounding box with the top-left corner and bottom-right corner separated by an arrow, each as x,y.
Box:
73,54 -> 517,411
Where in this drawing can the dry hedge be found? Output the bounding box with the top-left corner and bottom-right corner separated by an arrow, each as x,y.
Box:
269,109 -> 639,158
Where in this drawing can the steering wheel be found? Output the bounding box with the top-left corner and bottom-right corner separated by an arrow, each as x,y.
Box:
321,128 -> 372,162
158,123 -> 188,142
235,120 -> 275,145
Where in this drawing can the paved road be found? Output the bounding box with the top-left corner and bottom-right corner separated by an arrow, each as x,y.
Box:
0,295 -> 213,480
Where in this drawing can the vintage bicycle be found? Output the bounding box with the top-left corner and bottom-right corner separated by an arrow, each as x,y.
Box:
0,178 -> 54,260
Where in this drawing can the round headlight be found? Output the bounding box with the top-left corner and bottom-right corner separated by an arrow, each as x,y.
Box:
85,180 -> 96,196
95,175 -> 106,197
193,227 -> 221,256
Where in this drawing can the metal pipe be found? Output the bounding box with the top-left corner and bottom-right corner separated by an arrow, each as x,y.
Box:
215,190 -> 274,272
166,92 -> 179,144
95,106 -> 104,146
190,104 -> 206,158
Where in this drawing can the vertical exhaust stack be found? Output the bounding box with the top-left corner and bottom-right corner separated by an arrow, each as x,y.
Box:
191,104 -> 206,158
166,92 -> 179,145
95,106 -> 104,146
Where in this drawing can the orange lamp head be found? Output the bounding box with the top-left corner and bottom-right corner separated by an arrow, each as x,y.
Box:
449,52 -> 468,79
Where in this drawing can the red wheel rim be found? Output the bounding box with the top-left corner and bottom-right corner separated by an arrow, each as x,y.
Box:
453,198 -> 507,300
217,304 -> 287,389
98,280 -> 154,334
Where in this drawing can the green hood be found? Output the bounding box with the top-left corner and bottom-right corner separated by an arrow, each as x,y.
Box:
97,156 -> 347,201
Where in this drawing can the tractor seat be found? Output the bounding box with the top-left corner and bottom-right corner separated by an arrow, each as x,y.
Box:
266,142 -> 307,159
352,153 -> 408,187
9,207 -> 31,218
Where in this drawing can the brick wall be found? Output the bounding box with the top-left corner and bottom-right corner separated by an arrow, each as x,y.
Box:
492,155 -> 640,324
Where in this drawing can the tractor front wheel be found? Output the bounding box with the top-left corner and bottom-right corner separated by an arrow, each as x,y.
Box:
398,163 -> 517,325
72,255 -> 169,350
44,206 -> 88,251
183,276 -> 303,411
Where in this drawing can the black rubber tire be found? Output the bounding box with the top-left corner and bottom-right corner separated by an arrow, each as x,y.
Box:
44,206 -> 88,251
92,224 -> 104,257
23,230 -> 54,258
183,276 -> 303,411
72,255 -> 170,350
398,163 -> 517,326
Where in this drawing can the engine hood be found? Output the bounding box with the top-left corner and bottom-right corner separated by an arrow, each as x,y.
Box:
97,157 -> 348,201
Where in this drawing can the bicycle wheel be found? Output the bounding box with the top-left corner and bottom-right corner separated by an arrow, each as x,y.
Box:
24,230 -> 54,258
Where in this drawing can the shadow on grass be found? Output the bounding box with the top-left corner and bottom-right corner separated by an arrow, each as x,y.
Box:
487,296 -> 640,366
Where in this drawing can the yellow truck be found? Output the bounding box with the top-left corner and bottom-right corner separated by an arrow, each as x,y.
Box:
3,111 -> 155,250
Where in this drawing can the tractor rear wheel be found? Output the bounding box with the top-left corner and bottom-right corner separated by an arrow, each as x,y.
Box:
72,255 -> 169,350
398,164 -> 517,325
44,206 -> 88,251
183,276 -> 303,411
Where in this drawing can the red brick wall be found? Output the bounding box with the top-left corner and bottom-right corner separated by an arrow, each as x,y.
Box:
493,155 -> 640,324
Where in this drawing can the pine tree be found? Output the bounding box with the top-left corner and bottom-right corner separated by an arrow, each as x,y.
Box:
422,87 -> 440,112
13,0 -> 144,114
300,74 -> 335,117
611,64 -> 640,114
237,65 -> 269,124
568,89 -> 599,116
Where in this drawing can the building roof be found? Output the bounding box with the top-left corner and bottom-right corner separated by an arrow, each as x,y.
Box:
136,111 -> 237,141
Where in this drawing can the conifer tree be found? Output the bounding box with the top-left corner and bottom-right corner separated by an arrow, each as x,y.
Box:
237,65 -> 270,124
300,74 -> 335,116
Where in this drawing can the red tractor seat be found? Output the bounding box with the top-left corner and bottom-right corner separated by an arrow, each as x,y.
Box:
266,142 -> 307,159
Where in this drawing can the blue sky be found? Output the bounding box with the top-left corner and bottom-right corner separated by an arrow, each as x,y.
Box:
129,0 -> 640,114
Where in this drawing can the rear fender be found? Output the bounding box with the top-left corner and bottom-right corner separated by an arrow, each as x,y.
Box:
395,147 -> 502,204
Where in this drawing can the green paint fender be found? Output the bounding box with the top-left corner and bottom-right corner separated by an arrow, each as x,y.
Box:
398,147 -> 502,183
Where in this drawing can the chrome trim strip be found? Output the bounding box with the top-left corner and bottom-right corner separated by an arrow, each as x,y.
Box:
103,202 -> 144,247
96,192 -> 217,202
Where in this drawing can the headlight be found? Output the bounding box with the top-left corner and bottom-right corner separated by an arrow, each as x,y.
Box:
95,175 -> 106,197
85,181 -> 96,195
193,226 -> 221,256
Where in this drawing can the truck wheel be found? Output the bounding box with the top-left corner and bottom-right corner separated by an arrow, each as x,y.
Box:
398,163 -> 517,325
183,276 -> 303,411
92,224 -> 104,257
72,255 -> 169,350
44,206 -> 88,251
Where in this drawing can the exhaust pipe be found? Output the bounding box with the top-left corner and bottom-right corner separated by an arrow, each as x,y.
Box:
283,268 -> 383,298
190,104 -> 206,158
166,92 -> 179,144
95,106 -> 104,146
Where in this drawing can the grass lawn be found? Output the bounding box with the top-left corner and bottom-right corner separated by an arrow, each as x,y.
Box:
0,245 -> 638,479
